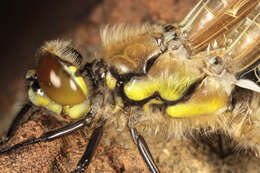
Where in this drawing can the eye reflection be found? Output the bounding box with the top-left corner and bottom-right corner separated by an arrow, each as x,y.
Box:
50,70 -> 61,88
70,79 -> 77,91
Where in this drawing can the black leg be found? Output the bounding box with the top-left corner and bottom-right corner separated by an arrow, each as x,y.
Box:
198,133 -> 234,159
129,127 -> 160,173
218,134 -> 224,157
217,134 -> 234,158
71,120 -> 104,173
0,111 -> 94,155
0,103 -> 32,146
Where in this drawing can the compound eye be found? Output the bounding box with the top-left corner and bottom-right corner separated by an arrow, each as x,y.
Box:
37,53 -> 88,106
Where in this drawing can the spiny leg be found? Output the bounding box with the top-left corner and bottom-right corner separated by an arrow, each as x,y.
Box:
129,126 -> 160,173
0,103 -> 32,146
71,120 -> 104,173
0,111 -> 95,155
198,132 -> 234,159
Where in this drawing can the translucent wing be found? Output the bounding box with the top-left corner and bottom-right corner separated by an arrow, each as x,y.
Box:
184,0 -> 260,92
179,0 -> 258,53
223,2 -> 260,74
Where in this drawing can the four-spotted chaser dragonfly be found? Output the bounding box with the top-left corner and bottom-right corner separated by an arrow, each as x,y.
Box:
0,0 -> 260,172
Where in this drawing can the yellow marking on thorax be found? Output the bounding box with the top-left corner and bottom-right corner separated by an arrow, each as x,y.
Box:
106,72 -> 117,90
166,77 -> 229,118
166,97 -> 226,118
124,73 -> 199,102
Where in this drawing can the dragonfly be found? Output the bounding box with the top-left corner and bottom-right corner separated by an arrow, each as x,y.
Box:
0,0 -> 259,172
